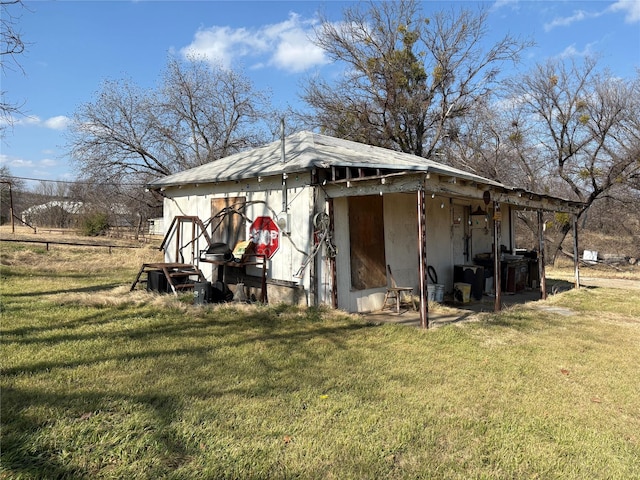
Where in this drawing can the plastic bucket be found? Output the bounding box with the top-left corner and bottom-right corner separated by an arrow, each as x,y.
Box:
427,284 -> 436,302
454,283 -> 471,303
435,284 -> 445,302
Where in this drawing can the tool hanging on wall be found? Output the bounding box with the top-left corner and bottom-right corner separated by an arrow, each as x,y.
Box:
294,212 -> 336,278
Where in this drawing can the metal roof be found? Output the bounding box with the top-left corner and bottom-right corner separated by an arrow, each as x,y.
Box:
147,130 -> 505,189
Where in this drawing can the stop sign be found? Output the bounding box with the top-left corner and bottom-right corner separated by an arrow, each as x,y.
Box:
249,216 -> 280,259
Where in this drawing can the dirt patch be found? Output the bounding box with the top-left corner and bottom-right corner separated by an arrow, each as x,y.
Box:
531,305 -> 575,317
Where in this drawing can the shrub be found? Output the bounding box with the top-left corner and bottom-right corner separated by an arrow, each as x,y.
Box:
78,212 -> 110,236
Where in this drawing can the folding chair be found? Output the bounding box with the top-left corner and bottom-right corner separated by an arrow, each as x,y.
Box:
382,265 -> 416,313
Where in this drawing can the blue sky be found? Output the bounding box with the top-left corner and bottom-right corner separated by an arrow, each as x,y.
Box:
2,0 -> 639,188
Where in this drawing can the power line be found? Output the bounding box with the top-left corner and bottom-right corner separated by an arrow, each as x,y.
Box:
6,176 -> 148,187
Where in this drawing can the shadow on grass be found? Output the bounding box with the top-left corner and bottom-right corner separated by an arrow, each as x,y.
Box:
1,262 -> 381,478
546,278 -> 580,294
1,385 -> 199,479
1,301 -> 377,478
1,288 -> 144,340
5,282 -> 126,297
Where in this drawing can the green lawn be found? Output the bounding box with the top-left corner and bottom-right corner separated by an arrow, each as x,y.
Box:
1,242 -> 639,479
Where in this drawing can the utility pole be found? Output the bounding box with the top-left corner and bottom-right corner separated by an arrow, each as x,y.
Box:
0,180 -> 15,233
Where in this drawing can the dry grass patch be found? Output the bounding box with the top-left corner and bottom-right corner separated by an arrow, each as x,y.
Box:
1,236 -> 162,277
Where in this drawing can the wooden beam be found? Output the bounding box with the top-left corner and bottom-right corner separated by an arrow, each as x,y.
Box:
323,178 -> 423,198
323,171 -> 583,214
494,192 -> 582,215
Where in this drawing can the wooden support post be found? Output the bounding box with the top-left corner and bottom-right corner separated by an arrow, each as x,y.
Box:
8,182 -> 15,234
417,187 -> 429,329
175,220 -> 181,263
573,214 -> 580,289
0,180 -> 16,233
538,210 -> 547,300
493,201 -> 502,312
191,220 -> 196,264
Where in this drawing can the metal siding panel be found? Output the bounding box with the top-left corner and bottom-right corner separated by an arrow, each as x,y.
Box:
383,193 -> 419,290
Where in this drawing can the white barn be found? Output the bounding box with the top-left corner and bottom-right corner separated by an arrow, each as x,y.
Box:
147,131 -> 583,327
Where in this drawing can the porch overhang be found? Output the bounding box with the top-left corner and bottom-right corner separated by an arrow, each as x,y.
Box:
320,170 -> 584,215
321,170 -> 585,329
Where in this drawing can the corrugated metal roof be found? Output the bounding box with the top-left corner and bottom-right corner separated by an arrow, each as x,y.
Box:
147,130 -> 505,189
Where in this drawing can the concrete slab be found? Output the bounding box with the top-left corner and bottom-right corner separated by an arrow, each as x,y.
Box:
359,287 -> 545,328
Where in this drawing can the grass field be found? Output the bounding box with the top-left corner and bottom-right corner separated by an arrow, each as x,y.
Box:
1,238 -> 639,479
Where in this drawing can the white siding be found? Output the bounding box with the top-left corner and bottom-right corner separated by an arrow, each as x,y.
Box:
333,197 -> 352,311
161,174 -> 315,297
425,195 -> 454,294
384,193 -> 419,291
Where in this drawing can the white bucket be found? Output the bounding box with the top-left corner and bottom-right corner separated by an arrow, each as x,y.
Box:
427,284 -> 436,302
435,284 -> 445,302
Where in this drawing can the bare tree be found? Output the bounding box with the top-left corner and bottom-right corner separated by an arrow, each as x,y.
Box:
67,56 -> 275,184
1,0 -> 27,132
68,79 -> 171,182
442,96 -> 548,190
68,178 -> 162,237
0,0 -> 25,67
503,58 -> 640,260
159,57 -> 271,165
301,0 -> 531,158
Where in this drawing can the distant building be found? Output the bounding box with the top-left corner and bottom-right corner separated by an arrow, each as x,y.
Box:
147,217 -> 164,235
21,200 -> 83,228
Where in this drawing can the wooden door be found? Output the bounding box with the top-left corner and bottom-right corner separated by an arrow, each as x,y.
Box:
348,196 -> 386,290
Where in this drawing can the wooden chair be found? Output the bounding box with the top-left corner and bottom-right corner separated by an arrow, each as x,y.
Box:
382,265 -> 416,313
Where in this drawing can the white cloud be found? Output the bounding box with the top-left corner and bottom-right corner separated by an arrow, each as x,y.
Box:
492,0 -> 519,11
42,116 -> 71,130
609,0 -> 640,23
0,153 -> 57,171
180,12 -> 329,73
181,26 -> 265,68
7,114 -> 70,130
544,10 -> 596,32
5,157 -> 35,168
39,158 -> 58,167
545,1 -> 640,32
14,115 -> 41,126
268,16 -> 328,72
556,42 -> 597,59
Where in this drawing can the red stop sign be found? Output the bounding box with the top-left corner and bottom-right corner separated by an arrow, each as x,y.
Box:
249,216 -> 280,259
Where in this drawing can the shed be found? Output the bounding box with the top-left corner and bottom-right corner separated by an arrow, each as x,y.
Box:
147,131 -> 584,327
